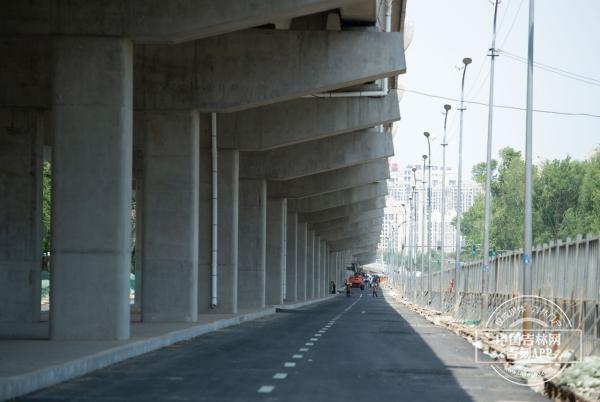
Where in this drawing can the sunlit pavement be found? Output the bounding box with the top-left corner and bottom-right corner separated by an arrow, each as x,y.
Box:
20,290 -> 547,402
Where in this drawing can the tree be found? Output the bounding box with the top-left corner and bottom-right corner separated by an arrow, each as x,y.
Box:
534,157 -> 585,243
461,147 -> 526,253
560,148 -> 600,238
471,160 -> 497,186
460,146 -> 600,255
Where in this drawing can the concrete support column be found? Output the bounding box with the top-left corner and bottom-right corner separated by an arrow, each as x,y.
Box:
327,250 -> 334,295
285,213 -> 298,302
140,110 -> 199,322
306,230 -> 315,300
296,222 -> 307,301
0,109 -> 43,324
216,149 -> 239,313
321,241 -> 326,296
199,140 -> 240,314
50,37 -> 132,340
314,235 -> 321,299
340,252 -> 346,285
238,179 -> 267,310
333,252 -> 339,289
266,198 -> 286,306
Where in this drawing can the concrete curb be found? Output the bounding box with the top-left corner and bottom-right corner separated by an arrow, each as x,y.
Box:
0,296 -> 335,401
277,294 -> 337,311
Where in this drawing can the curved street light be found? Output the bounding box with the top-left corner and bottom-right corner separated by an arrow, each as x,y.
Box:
454,57 -> 471,307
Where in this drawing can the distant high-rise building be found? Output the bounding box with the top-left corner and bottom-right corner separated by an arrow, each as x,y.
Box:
381,163 -> 482,260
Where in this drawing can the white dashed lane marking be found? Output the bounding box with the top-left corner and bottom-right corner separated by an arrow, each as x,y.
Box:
257,293 -> 363,394
258,386 -> 275,393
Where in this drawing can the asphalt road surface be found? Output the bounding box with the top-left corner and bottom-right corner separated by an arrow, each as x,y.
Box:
20,290 -> 548,401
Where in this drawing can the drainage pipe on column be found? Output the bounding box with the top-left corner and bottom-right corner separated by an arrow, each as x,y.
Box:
211,112 -> 218,308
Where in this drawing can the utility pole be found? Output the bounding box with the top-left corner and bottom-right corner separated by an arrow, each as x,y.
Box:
440,104 -> 451,310
454,57 -> 472,307
483,0 -> 500,301
424,133 -> 432,305
412,167 -> 418,302
523,0 -> 535,296
421,154 -> 427,305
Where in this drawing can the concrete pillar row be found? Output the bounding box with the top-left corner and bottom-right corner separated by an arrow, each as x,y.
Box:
266,198 -> 286,306
306,230 -> 315,300
50,37 -> 133,340
198,141 -> 239,315
296,222 -> 308,301
238,178 -> 267,310
140,110 -> 199,323
285,213 -> 298,302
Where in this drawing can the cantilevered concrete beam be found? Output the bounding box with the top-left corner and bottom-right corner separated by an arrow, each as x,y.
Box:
351,244 -> 380,254
318,224 -> 383,242
355,252 -> 377,264
218,93 -> 400,150
288,182 -> 388,213
316,217 -> 384,240
135,30 -> 405,111
330,235 -> 379,251
299,197 -> 386,224
268,159 -> 390,199
309,209 -> 385,233
240,130 -> 393,180
1,0 -> 363,44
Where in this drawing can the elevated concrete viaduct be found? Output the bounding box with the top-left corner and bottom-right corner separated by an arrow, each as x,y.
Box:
0,0 -> 406,356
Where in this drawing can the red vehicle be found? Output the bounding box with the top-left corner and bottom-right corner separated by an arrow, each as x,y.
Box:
348,274 -> 364,288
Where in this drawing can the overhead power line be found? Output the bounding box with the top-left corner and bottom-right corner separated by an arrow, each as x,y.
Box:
398,88 -> 600,118
498,49 -> 600,88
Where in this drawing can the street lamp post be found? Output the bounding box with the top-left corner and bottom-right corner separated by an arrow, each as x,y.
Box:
424,132 -> 432,305
420,154 -> 427,305
454,57 -> 472,309
440,104 -> 451,310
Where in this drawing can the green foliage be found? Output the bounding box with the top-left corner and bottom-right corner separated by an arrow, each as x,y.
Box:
42,161 -> 51,254
460,146 -> 600,254
471,159 -> 497,185
534,157 -> 585,243
560,149 -> 600,238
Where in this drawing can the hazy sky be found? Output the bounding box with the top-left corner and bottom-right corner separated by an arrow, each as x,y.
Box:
392,0 -> 600,177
